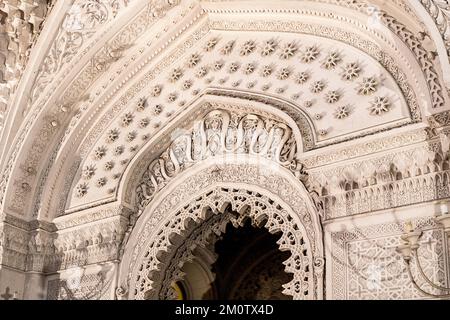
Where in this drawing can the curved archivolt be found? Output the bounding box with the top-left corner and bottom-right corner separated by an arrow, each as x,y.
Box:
131,186 -> 317,300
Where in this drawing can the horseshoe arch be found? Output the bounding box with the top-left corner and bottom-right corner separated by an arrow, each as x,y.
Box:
116,97 -> 324,300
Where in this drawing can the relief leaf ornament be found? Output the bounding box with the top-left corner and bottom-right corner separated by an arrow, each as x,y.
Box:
113,145 -> 124,156
244,63 -> 256,75
341,62 -> 361,81
75,183 -> 88,198
240,40 -> 256,56
369,96 -> 391,115
121,112 -> 134,127
277,67 -> 291,80
104,161 -> 115,171
213,60 -> 224,71
151,85 -> 162,97
420,0 -> 450,59
136,97 -> 147,112
196,66 -> 209,78
92,146 -> 107,160
106,129 -> 120,143
96,177 -> 107,188
182,80 -> 193,90
82,165 -> 96,180
220,40 -> 235,55
228,62 -> 240,73
311,80 -> 326,93
168,68 -> 183,82
325,90 -> 341,104
204,38 -> 219,52
300,46 -> 320,63
295,71 -> 310,84
135,109 -> 304,214
261,65 -> 273,77
186,53 -> 201,68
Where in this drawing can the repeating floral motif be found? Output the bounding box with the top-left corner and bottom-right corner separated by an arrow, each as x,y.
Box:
73,21 -> 420,205
421,0 -> 450,60
2,1 -> 432,219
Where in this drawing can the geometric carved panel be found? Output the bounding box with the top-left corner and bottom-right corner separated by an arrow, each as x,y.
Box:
46,265 -> 114,300
331,217 -> 448,300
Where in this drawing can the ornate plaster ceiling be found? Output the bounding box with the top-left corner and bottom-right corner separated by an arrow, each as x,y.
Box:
0,0 -> 449,222
68,31 -> 414,208
0,0 -> 51,130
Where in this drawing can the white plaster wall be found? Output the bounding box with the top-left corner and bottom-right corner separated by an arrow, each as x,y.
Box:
324,201 -> 449,299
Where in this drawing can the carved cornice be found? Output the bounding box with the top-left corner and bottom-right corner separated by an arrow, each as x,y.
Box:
51,215 -> 129,271
55,204 -> 133,230
1,214 -> 56,232
309,136 -> 450,219
302,128 -> 431,169
0,204 -> 132,273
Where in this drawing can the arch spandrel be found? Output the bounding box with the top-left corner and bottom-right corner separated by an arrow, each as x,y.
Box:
112,95 -> 323,297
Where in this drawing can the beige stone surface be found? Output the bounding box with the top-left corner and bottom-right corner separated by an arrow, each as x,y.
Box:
0,0 -> 449,300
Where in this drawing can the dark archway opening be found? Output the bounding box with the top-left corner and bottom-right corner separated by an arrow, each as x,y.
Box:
201,220 -> 293,300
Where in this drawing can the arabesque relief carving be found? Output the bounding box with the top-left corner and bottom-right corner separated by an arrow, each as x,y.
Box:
135,109 -> 309,214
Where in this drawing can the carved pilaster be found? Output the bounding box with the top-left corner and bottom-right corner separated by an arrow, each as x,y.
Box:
49,204 -> 133,272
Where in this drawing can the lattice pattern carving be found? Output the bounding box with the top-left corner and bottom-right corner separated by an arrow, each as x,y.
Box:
133,187 -> 315,300
157,211 -> 228,300
331,218 -> 448,300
